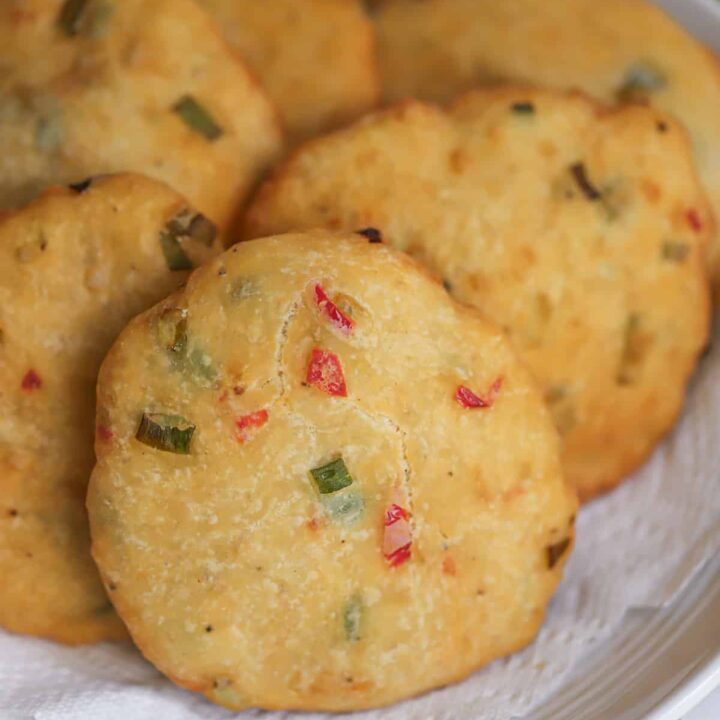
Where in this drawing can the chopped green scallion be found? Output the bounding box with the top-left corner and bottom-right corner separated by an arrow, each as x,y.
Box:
343,594 -> 363,641
186,213 -> 217,247
160,209 -> 217,271
511,101 -> 535,115
57,0 -> 88,36
187,347 -> 218,384
322,489 -> 364,524
157,308 -> 188,353
136,412 -> 195,454
173,95 -> 223,141
617,313 -> 647,385
160,231 -> 193,271
310,457 -> 353,494
617,62 -> 667,103
661,241 -> 690,263
229,277 -> 259,301
164,209 -> 216,243
85,0 -> 114,39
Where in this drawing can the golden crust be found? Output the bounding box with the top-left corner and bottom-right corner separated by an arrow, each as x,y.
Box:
243,88 -> 712,501
373,0 -> 720,284
0,173 -> 222,644
88,231 -> 576,710
196,0 -> 380,143
0,0 -> 283,230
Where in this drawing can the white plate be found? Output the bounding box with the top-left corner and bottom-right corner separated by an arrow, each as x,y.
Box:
523,554 -> 720,720
525,2 -> 720,717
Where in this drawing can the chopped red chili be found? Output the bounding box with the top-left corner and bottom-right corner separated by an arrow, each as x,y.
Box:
455,377 -> 503,409
386,544 -> 411,567
21,369 -> 42,391
97,425 -> 113,442
306,348 -> 347,397
686,209 -> 703,233
235,409 -> 269,443
384,503 -> 410,525
383,502 -> 412,567
442,556 -> 457,576
314,284 -> 354,335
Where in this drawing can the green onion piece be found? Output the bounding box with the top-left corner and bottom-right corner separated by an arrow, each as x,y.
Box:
511,101 -> 535,115
85,0 -> 114,39
136,412 -> 195,454
547,538 -> 571,569
160,209 -> 217,270
164,209 -> 216,242
310,457 -> 353,494
229,277 -> 259,301
600,194 -> 622,222
173,95 -> 223,141
157,308 -> 188,353
156,308 -> 218,387
661,241 -> 690,263
57,0 -> 88,36
617,313 -> 647,385
187,347 -> 218,384
322,489 -> 364,524
617,62 -> 667,103
343,594 -> 363,642
160,231 -> 193,271
186,213 -> 217,247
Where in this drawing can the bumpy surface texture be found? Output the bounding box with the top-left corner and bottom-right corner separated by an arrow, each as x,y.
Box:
244,89 -> 711,500
196,0 -> 379,143
88,231 -> 576,711
0,173 -> 221,645
372,0 -> 720,281
0,0 -> 282,229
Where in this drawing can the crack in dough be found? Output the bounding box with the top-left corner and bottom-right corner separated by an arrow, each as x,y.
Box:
274,298 -> 302,399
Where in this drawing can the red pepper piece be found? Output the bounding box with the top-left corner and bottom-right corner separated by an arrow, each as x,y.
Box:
21,369 -> 42,391
686,209 -> 702,233
455,377 -> 503,409
384,503 -> 410,525
306,348 -> 347,397
386,544 -> 411,567
442,556 -> 457,576
314,284 -> 354,336
383,502 -> 412,567
97,425 -> 113,442
235,409 -> 269,444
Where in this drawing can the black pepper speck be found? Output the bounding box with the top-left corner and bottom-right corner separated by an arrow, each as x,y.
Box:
356,227 -> 383,243
69,177 -> 93,194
